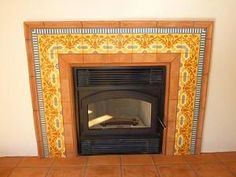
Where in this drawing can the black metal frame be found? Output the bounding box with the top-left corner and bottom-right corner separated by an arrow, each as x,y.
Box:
73,66 -> 166,155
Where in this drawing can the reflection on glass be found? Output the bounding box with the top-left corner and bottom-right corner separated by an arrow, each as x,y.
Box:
88,98 -> 151,129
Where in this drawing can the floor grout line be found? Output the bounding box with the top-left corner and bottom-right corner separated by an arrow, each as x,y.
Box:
6,158 -> 24,177
82,156 -> 89,177
120,155 -> 123,177
214,154 -> 236,177
151,155 -> 162,177
184,161 -> 200,177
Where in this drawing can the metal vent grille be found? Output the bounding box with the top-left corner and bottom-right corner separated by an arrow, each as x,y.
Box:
80,138 -> 161,155
76,67 -> 165,86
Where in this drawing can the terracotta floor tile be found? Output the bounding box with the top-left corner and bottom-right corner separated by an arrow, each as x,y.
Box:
87,155 -> 120,166
223,161 -> 236,175
53,157 -> 87,167
47,167 -> 84,177
152,155 -> 186,165
184,154 -> 219,164
191,162 -> 235,177
0,167 -> 14,177
123,165 -> 158,177
215,152 -> 236,162
0,157 -> 22,167
8,167 -> 49,177
85,166 -> 120,177
121,155 -> 154,165
158,164 -> 197,177
17,157 -> 53,167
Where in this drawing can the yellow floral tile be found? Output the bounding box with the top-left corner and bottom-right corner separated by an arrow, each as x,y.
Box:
132,34 -> 157,53
83,34 -> 108,53
156,34 -> 183,53
38,35 -> 59,54
56,34 -> 83,54
107,34 -> 133,53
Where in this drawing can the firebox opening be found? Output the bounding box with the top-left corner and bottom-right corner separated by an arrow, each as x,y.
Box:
88,98 -> 151,129
73,66 -> 166,155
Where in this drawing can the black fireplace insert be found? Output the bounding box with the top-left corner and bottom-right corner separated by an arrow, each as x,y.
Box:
73,66 -> 166,155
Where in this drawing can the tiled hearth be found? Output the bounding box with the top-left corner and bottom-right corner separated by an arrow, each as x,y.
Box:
24,21 -> 213,157
1,152 -> 236,177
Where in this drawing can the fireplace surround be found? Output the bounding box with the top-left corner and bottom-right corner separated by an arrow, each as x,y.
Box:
24,21 -> 213,157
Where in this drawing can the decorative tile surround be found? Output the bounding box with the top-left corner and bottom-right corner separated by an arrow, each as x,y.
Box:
24,21 -> 213,157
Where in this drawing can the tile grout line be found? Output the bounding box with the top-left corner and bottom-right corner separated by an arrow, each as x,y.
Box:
183,154 -> 236,177
6,158 -> 24,177
120,155 -> 123,177
44,158 -> 55,177
82,156 -> 89,177
151,155 -> 162,177
213,154 -> 236,177
183,158 -> 201,177
15,157 -> 24,167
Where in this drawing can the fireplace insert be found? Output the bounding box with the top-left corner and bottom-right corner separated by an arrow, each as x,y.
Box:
73,66 -> 166,155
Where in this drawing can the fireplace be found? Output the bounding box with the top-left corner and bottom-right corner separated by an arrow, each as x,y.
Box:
73,66 -> 166,155
24,21 -> 213,157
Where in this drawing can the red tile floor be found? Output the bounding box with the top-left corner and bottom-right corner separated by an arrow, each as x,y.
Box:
0,152 -> 236,177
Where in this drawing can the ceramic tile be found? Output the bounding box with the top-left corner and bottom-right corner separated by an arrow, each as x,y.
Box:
120,21 -> 157,27
87,155 -> 120,166
17,157 -> 53,167
215,152 -> 236,162
85,166 -> 121,177
156,34 -> 183,53
83,54 -> 109,63
165,141 -> 175,155
8,167 -> 49,177
191,162 -> 235,177
82,21 -> 120,28
0,167 -> 14,177
132,34 -> 157,53
184,154 -> 219,164
107,34 -> 133,53
157,21 -> 194,28
121,155 -> 154,165
83,34 -> 108,54
122,165 -> 158,177
152,155 -> 186,165
223,161 -> 236,175
47,167 -> 84,177
0,158 -> 21,167
53,157 -> 87,167
158,164 -> 197,177
166,121 -> 177,142
132,53 -> 156,63
108,53 -> 132,63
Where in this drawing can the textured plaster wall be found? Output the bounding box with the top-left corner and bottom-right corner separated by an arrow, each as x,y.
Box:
0,0 -> 236,156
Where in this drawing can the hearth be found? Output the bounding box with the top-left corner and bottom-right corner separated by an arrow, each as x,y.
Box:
73,66 -> 166,155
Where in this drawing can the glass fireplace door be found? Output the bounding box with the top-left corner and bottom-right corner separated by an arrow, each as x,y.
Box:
79,90 -> 159,136
88,98 -> 151,129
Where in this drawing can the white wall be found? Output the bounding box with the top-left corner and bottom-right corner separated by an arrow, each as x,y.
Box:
0,0 -> 236,156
